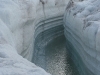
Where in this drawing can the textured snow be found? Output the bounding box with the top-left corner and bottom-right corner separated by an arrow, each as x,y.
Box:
1,0 -> 99,74
0,0 -> 68,75
0,44 -> 51,75
64,0 -> 100,75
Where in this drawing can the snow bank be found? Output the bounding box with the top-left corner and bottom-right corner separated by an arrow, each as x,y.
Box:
0,0 -> 68,75
64,0 -> 100,75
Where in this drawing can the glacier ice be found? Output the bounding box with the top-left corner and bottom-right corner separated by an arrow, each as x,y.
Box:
0,0 -> 100,75
0,0 -> 68,75
64,0 -> 100,75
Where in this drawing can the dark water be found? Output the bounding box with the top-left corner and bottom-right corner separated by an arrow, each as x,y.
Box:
45,35 -> 79,75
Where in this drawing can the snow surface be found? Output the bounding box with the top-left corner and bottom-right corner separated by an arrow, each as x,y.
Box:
0,0 -> 68,75
64,0 -> 100,75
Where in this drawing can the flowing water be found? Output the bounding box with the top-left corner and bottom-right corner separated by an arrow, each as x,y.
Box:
45,35 -> 79,75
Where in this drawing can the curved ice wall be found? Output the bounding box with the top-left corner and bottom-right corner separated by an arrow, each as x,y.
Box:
64,0 -> 100,75
1,0 -> 100,75
33,23 -> 64,69
0,0 -> 68,74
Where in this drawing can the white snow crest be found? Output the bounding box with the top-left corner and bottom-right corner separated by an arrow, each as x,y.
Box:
66,0 -> 100,29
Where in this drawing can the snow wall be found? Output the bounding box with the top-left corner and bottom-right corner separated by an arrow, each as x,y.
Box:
64,0 -> 100,75
0,0 -> 99,75
0,0 -> 68,75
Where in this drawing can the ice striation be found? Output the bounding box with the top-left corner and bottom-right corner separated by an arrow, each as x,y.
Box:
64,0 -> 100,75
0,0 -> 100,75
0,0 -> 69,75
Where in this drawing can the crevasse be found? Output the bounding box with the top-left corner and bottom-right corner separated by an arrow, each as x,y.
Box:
0,0 -> 99,75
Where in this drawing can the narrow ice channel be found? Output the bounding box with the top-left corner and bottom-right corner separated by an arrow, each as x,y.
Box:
45,35 -> 79,75
32,25 -> 79,75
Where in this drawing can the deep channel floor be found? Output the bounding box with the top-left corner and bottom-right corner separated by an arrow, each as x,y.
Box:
45,35 -> 80,75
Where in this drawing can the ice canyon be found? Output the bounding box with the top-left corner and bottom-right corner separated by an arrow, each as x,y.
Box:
0,0 -> 100,75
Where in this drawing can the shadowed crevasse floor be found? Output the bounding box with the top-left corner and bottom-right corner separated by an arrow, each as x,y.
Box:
32,25 -> 79,75
32,14 -> 79,75
45,35 -> 79,75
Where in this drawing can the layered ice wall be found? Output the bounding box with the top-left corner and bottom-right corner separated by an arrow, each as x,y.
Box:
0,0 -> 68,75
64,0 -> 100,75
1,0 -> 100,75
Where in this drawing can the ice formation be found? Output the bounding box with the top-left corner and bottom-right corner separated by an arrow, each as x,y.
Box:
64,0 -> 100,75
0,0 -> 100,75
0,0 -> 68,75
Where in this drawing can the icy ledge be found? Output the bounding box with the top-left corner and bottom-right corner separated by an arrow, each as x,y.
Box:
64,0 -> 100,75
0,0 -> 68,75
0,44 -> 50,75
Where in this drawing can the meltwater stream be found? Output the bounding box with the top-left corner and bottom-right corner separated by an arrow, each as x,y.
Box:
45,35 -> 79,75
